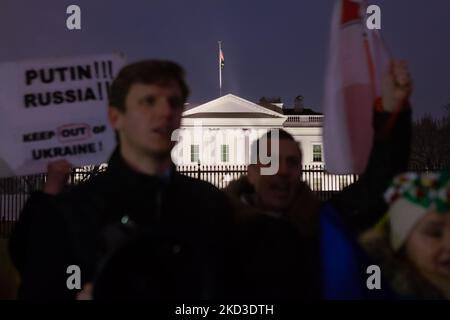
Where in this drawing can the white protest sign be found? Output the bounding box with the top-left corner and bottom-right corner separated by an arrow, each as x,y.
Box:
0,53 -> 126,177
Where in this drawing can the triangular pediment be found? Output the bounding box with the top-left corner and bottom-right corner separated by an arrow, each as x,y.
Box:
183,94 -> 286,119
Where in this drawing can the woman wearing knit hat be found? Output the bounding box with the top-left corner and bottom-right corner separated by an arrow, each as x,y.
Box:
360,171 -> 450,299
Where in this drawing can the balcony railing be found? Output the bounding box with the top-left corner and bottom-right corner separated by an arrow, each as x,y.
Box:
284,115 -> 323,127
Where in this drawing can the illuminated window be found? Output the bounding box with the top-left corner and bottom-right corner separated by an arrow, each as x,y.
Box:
221,144 -> 229,162
190,144 -> 199,163
313,144 -> 322,162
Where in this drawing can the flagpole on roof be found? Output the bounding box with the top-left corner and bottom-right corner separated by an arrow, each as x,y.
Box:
218,41 -> 222,97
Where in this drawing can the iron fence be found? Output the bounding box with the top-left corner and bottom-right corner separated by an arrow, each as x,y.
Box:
1,164 -> 445,238
0,164 -> 358,237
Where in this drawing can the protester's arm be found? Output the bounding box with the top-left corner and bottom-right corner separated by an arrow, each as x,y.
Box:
329,61 -> 413,235
8,160 -> 72,273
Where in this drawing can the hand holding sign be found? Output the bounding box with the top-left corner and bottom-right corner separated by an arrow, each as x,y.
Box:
0,53 -> 125,177
43,159 -> 73,195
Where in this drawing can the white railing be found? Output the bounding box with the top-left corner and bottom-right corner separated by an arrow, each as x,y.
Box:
285,115 -> 323,126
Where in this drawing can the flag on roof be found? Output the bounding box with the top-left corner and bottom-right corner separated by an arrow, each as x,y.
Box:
220,48 -> 225,69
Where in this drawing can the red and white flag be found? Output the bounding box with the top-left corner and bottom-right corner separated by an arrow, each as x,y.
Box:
323,0 -> 390,174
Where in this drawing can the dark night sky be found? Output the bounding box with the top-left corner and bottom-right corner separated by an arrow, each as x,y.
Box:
1,0 -> 449,119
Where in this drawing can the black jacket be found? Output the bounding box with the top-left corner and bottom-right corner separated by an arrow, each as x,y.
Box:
14,150 -> 234,299
9,191 -> 53,275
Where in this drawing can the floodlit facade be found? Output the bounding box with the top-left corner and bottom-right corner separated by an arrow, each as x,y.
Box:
173,94 -> 324,167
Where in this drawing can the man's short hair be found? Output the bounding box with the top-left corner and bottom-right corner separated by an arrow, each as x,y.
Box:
251,129 -> 301,163
108,60 -> 190,112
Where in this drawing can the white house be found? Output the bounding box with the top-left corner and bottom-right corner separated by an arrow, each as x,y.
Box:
172,94 -> 324,167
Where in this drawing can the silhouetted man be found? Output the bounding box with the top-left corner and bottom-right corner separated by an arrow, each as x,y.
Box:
16,60 -> 233,299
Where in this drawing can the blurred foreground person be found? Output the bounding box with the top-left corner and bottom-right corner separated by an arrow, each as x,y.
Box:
225,61 -> 413,298
9,159 -> 72,276
14,60 -> 233,300
360,171 -> 450,299
4,159 -> 72,300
